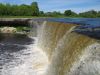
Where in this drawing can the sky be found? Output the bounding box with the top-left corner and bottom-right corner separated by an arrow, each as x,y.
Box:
0,0 -> 100,13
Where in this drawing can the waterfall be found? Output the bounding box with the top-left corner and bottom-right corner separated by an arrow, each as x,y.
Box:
37,21 -> 100,75
68,43 -> 100,75
37,21 -> 78,59
1,40 -> 48,75
1,19 -> 100,75
1,20 -> 48,75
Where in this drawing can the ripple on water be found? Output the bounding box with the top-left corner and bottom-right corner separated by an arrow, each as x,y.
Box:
0,38 -> 48,75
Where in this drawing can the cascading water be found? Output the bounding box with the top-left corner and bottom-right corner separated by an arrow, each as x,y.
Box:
68,43 -> 100,75
1,19 -> 100,75
0,22 -> 48,75
37,21 -> 78,59
37,21 -> 100,75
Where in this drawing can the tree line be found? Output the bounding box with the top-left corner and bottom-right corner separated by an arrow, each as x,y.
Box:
0,2 -> 100,18
41,10 -> 100,18
0,2 -> 39,16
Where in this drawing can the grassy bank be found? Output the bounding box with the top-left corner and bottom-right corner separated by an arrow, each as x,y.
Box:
0,16 -> 38,18
0,16 -> 83,18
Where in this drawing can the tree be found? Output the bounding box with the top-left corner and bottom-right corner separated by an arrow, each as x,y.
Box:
52,11 -> 62,17
44,11 -> 63,17
0,2 -> 40,16
64,10 -> 77,17
39,11 -> 45,16
79,10 -> 97,18
64,10 -> 72,16
31,2 -> 39,16
0,2 -> 99,17
0,3 -> 7,16
97,11 -> 100,17
4,3 -> 12,15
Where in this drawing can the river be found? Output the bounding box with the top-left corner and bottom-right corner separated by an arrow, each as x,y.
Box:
0,33 -> 48,75
0,18 -> 100,75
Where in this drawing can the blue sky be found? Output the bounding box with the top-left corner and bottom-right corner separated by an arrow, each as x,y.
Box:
0,0 -> 100,13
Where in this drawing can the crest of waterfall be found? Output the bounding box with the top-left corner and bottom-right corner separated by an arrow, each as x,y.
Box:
37,21 -> 100,75
37,21 -> 77,60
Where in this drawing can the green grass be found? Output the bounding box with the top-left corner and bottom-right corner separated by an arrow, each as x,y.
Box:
0,16 -> 83,18
0,16 -> 53,18
16,26 -> 31,32
0,16 -> 41,18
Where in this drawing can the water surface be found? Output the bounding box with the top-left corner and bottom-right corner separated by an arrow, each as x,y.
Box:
0,33 -> 48,75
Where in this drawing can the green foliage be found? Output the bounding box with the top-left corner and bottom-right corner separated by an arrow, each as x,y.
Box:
97,11 -> 100,17
64,10 -> 77,17
31,2 -> 39,16
39,11 -> 45,16
0,2 -> 99,18
44,11 -> 63,17
79,10 -> 98,18
16,27 -> 31,32
64,10 -> 72,16
0,2 -> 39,16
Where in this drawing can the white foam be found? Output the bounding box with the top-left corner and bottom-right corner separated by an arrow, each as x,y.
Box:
1,38 -> 48,75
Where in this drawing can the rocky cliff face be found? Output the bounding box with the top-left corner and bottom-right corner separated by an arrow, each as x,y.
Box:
37,21 -> 100,75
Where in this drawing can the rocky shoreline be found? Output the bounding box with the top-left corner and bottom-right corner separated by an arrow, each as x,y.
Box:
0,27 -> 17,33
0,26 -> 30,34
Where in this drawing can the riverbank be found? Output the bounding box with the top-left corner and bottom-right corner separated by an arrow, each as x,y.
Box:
0,18 -> 100,75
0,15 -> 93,19
0,26 -> 31,34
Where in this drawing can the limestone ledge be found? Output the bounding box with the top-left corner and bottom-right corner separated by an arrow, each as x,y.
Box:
0,27 -> 17,33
